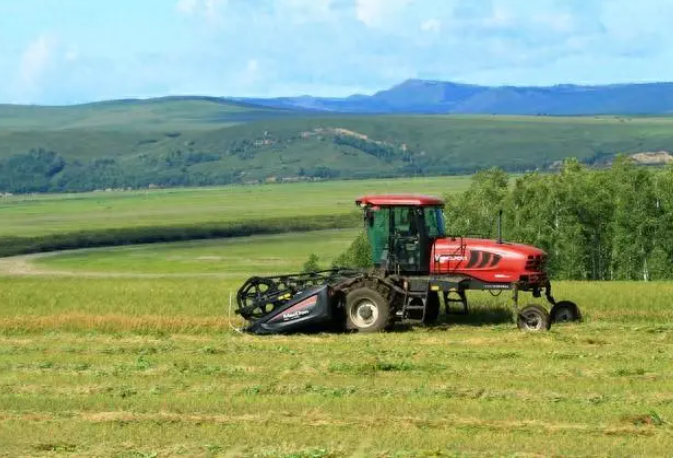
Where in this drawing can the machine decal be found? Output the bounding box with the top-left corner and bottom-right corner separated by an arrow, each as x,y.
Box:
484,284 -> 511,289
434,254 -> 467,262
269,295 -> 318,322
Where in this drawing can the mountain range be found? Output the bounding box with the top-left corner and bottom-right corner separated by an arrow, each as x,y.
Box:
239,79 -> 673,115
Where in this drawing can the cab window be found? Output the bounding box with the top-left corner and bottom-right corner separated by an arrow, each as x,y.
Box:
366,207 -> 389,265
424,207 -> 446,238
392,207 -> 418,236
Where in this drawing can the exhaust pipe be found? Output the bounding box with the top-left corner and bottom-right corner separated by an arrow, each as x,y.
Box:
497,209 -> 503,244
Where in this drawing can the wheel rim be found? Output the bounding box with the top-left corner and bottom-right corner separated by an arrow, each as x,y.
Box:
522,311 -> 543,330
555,308 -> 574,322
350,299 -> 379,329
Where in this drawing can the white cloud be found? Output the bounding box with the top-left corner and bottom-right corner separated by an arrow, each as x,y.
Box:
355,0 -> 410,28
420,18 -> 441,33
239,58 -> 263,88
481,5 -> 515,29
18,35 -> 54,92
203,0 -> 224,22
176,0 -> 198,15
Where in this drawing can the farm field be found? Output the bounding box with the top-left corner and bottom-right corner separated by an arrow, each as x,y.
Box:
1,227 -> 673,456
2,176 -> 673,456
1,273 -> 673,456
0,176 -> 468,237
30,229 -> 358,275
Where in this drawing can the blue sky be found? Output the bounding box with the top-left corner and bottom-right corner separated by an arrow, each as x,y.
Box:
1,0 -> 673,104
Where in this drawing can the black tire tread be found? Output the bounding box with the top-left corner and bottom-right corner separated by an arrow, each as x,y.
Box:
517,304 -> 551,332
345,285 -> 392,332
550,300 -> 582,323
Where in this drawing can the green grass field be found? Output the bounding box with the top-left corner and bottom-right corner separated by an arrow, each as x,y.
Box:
31,229 -> 358,275
2,176 -> 672,456
0,176 -> 467,237
1,273 -> 672,456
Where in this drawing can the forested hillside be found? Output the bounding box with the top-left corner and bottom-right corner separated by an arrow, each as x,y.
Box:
2,100 -> 673,193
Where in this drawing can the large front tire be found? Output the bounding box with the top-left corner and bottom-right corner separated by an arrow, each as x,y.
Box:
345,287 -> 391,333
517,305 -> 551,332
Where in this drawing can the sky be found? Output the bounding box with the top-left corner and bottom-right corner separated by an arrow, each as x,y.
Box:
1,0 -> 673,104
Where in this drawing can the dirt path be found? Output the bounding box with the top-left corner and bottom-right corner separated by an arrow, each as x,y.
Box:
0,252 -> 245,278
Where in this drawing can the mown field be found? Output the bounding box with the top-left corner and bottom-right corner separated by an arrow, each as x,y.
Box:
1,272 -> 673,456
2,176 -> 673,456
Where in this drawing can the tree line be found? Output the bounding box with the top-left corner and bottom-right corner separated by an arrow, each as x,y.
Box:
444,158 -> 673,281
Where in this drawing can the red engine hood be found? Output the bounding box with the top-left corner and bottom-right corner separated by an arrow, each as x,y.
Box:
431,237 -> 547,284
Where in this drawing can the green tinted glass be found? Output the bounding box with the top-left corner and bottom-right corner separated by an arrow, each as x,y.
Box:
367,208 -> 389,265
424,207 -> 446,238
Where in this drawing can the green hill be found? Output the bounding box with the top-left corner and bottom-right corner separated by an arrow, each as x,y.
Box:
2,98 -> 673,193
0,97 -> 298,132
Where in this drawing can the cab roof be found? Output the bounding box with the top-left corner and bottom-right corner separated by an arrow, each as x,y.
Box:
355,194 -> 445,207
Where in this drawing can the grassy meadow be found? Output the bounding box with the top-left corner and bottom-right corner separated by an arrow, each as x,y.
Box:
0,176 -> 469,258
1,275 -> 673,456
0,176 -> 467,237
31,229 -> 358,275
1,176 -> 673,456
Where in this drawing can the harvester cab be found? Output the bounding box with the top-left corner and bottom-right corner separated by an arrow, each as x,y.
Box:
235,194 -> 581,335
358,195 -> 446,274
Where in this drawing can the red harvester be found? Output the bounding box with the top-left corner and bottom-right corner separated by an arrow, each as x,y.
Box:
236,194 -> 580,334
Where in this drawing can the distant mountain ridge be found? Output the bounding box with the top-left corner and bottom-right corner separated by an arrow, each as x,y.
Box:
239,79 -> 673,115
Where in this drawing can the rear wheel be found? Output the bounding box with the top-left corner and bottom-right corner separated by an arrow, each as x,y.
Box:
517,305 -> 551,332
551,301 -> 582,323
345,287 -> 391,333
